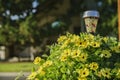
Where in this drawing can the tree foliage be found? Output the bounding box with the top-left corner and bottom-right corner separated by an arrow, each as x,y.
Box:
97,0 -> 117,36
0,0 -> 118,48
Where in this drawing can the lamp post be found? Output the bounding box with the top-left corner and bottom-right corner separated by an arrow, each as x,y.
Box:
83,10 -> 100,34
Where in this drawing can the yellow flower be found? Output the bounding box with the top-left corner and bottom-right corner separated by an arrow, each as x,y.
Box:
78,40 -> 84,46
27,72 -> 37,80
71,49 -> 81,58
43,60 -> 53,67
100,50 -> 111,58
61,44 -> 67,49
100,68 -> 111,79
79,53 -> 88,62
33,57 -> 42,64
63,49 -> 71,56
76,40 -> 88,48
89,62 -> 99,71
37,66 -> 45,76
91,41 -> 100,48
60,39 -> 70,49
60,55 -> 67,61
38,66 -> 43,72
71,35 -> 80,43
57,35 -> 67,43
78,68 -> 89,78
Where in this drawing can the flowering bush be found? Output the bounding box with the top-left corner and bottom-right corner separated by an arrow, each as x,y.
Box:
27,33 -> 120,80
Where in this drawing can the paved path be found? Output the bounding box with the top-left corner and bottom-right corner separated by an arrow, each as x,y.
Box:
0,72 -> 30,80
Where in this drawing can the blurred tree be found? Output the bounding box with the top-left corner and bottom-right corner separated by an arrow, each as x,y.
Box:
0,0 -> 118,57
97,0 -> 117,37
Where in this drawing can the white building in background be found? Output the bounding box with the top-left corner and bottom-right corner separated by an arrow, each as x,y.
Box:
0,46 -> 6,60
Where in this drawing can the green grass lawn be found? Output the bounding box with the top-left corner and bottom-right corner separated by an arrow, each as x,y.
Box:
0,62 -> 35,72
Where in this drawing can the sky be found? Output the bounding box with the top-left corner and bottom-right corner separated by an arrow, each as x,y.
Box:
9,0 -> 39,20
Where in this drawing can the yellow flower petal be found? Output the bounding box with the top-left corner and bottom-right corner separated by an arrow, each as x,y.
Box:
33,57 -> 42,64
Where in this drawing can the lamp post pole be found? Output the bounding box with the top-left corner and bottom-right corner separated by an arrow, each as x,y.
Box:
118,0 -> 120,41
